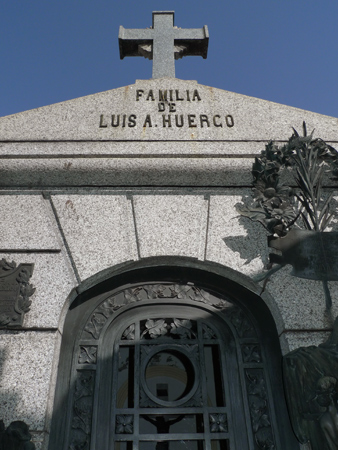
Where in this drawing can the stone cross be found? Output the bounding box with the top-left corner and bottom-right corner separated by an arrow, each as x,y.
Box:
119,11 -> 209,79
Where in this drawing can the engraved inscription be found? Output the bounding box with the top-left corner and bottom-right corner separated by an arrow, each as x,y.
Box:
100,113 -> 235,129
99,87 -> 235,130
136,89 -> 202,102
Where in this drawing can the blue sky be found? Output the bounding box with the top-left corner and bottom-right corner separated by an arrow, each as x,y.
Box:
1,1 -> 337,118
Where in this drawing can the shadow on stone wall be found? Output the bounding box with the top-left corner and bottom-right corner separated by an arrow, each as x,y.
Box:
0,347 -> 38,449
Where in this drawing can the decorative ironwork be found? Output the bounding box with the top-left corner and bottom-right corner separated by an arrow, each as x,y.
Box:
140,318 -> 197,340
237,123 -> 338,237
97,296 -> 121,317
139,339 -> 202,408
202,324 -> 216,340
69,371 -> 95,450
229,308 -> 256,338
170,319 -> 196,339
209,413 -> 228,433
246,369 -> 275,450
141,319 -> 168,339
237,123 -> 338,308
84,313 -> 107,339
78,284 -> 276,448
69,279 -> 288,450
121,323 -> 135,340
115,415 -> 133,434
52,274 -> 297,450
242,345 -> 261,363
82,284 -> 233,341
0,419 -> 36,449
0,258 -> 35,328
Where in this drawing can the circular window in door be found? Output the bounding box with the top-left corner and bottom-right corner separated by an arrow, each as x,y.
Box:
101,311 -> 240,450
50,276 -> 299,450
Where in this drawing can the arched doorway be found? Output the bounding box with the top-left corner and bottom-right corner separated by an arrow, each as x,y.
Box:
49,258 -> 298,450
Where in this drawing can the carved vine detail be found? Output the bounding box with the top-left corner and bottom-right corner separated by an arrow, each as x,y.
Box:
0,259 -> 16,272
83,284 -> 233,340
121,324 -> 135,340
229,308 -> 257,338
74,283 -> 274,449
242,345 -> 262,363
69,371 -> 95,450
140,318 -> 196,340
0,259 -> 35,328
202,324 -> 217,340
246,369 -> 275,450
78,346 -> 97,365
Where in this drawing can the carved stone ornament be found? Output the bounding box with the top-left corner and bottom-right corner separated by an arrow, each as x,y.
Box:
69,371 -> 95,450
283,317 -> 338,450
83,283 -> 233,341
0,419 -> 36,450
0,259 -> 35,328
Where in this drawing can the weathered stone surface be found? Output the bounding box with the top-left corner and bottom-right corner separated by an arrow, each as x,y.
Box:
51,195 -> 138,280
1,79 -> 338,141
133,195 -> 208,259
0,140 -> 264,156
266,267 -> 338,330
0,196 -> 59,250
0,331 -> 58,431
0,158 -> 254,187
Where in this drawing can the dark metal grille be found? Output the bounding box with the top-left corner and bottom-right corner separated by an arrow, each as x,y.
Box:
112,318 -> 231,450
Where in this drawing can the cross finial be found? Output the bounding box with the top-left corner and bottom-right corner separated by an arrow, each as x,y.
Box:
119,11 -> 209,78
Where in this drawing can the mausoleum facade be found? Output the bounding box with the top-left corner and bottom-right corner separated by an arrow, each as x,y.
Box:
1,12 -> 338,450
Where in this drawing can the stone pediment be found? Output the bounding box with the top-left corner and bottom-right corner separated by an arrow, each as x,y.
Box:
1,78 -> 338,142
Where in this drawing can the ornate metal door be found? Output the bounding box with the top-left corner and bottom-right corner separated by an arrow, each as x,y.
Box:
96,306 -> 243,450
61,282 -> 286,450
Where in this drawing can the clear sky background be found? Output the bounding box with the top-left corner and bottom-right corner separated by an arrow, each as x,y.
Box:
1,1 -> 337,118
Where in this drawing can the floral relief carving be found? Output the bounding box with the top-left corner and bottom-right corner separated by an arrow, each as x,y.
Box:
141,319 -> 168,339
209,413 -> 228,433
84,313 -> 106,339
0,259 -> 35,328
0,259 -> 16,272
78,346 -> 97,364
82,284 -> 235,340
97,296 -> 122,317
242,345 -> 261,363
170,318 -> 196,339
202,324 -> 217,340
246,369 -> 275,450
122,324 -> 135,340
229,308 -> 256,338
140,318 -> 196,340
115,415 -> 134,434
69,371 -> 95,450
